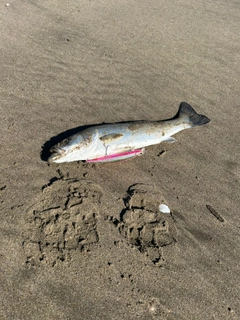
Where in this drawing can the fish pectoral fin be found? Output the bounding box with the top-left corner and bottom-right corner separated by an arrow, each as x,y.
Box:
164,137 -> 176,143
100,133 -> 124,144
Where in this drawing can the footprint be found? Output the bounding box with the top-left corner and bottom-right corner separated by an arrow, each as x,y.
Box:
109,184 -> 176,266
22,178 -> 102,267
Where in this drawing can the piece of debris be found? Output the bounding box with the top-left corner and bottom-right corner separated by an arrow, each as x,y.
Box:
206,204 -> 224,222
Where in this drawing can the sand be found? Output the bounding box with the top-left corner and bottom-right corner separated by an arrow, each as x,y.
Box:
0,0 -> 239,319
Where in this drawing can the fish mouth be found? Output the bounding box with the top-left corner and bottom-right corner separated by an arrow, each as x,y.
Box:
48,146 -> 66,163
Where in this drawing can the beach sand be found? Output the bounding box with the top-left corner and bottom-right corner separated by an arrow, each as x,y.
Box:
0,0 -> 239,319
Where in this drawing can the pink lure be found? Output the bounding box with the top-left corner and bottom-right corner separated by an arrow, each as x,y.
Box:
86,148 -> 145,163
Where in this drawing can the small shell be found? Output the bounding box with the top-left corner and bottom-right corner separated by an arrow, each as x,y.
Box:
159,203 -> 170,214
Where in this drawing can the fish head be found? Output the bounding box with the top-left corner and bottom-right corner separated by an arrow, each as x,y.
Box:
48,144 -> 71,163
48,132 -> 97,163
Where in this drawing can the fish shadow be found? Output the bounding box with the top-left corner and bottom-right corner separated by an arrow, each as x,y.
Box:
41,124 -> 92,161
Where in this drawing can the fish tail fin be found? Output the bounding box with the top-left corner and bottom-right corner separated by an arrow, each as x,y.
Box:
177,102 -> 210,127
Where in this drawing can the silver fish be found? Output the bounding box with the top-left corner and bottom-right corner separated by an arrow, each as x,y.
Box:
48,102 -> 210,163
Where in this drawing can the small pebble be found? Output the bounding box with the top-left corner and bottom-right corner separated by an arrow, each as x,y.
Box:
159,203 -> 170,214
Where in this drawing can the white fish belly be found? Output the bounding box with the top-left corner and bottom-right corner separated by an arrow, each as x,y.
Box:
104,131 -> 162,154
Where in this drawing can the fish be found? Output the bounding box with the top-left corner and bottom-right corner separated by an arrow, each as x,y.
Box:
48,102 -> 210,163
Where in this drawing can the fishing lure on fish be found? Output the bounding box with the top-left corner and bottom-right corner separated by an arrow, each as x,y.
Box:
48,102 -> 210,163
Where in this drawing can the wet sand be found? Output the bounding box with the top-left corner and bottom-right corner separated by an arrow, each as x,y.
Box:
0,0 -> 239,319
